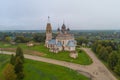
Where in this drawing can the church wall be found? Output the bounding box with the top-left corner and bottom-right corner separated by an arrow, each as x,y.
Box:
46,33 -> 52,41
64,47 -> 69,51
58,47 -> 62,51
69,47 -> 75,51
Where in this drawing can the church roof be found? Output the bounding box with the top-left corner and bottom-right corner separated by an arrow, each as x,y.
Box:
48,39 -> 56,44
61,24 -> 66,30
56,41 -> 62,47
67,40 -> 76,47
57,28 -> 60,31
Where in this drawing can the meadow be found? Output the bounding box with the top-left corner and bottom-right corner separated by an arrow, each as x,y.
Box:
0,54 -> 89,80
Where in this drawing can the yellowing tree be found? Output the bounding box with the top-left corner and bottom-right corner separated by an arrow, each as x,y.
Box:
3,63 -> 16,80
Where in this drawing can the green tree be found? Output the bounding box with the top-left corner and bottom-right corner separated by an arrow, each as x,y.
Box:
14,57 -> 24,80
15,47 -> 24,62
10,54 -> 15,65
33,34 -> 45,43
108,51 -> 119,70
92,41 -> 98,53
3,63 -> 16,80
96,44 -> 102,54
114,59 -> 120,76
14,36 -> 30,43
15,47 -> 24,80
76,37 -> 88,45
5,36 -> 11,42
106,46 -> 112,53
98,47 -> 109,61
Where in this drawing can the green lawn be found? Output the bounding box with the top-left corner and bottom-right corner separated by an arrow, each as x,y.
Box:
0,54 -> 89,80
0,42 -> 92,65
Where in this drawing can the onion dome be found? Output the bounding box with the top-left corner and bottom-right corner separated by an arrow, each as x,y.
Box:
62,24 -> 66,30
57,28 -> 60,31
67,28 -> 70,31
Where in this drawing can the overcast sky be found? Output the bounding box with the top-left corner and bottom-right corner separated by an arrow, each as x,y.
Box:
0,0 -> 120,30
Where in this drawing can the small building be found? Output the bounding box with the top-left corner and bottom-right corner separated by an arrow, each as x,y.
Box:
27,41 -> 34,47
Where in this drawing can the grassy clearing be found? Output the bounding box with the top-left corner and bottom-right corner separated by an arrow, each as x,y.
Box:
0,54 -> 89,80
0,42 -> 92,65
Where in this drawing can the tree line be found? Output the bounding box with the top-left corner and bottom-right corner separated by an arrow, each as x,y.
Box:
1,33 -> 46,43
92,40 -> 120,76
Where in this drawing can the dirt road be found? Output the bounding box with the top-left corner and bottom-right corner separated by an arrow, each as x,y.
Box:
0,48 -> 117,80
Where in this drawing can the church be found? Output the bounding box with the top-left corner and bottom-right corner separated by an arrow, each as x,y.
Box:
45,19 -> 77,54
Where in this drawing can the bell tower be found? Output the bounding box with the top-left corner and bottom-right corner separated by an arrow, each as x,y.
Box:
45,17 -> 52,45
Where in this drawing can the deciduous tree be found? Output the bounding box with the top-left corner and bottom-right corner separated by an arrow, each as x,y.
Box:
3,63 -> 16,80
108,51 -> 119,70
114,59 -> 120,76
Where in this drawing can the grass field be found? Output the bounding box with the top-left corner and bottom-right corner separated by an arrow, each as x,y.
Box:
0,54 -> 89,80
0,42 -> 92,65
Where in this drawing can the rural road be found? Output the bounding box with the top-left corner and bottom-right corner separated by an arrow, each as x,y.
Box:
0,48 -> 117,80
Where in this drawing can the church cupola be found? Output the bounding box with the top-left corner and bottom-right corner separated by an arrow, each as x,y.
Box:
61,24 -> 67,34
57,27 -> 60,31
62,24 -> 66,30
67,28 -> 70,31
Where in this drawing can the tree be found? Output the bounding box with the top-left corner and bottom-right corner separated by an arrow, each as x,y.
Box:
14,36 -> 30,43
3,63 -> 16,80
14,57 -> 24,80
5,36 -> 11,42
106,46 -> 112,53
15,47 -> 24,62
9,47 -> 24,80
98,47 -> 109,61
10,54 -> 15,65
76,37 -> 88,46
114,59 -> 120,76
108,51 -> 119,70
92,41 -> 98,53
33,34 -> 45,43
15,47 -> 24,80
96,44 -> 102,54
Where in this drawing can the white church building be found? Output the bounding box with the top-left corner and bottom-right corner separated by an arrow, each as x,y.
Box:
45,20 -> 77,54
